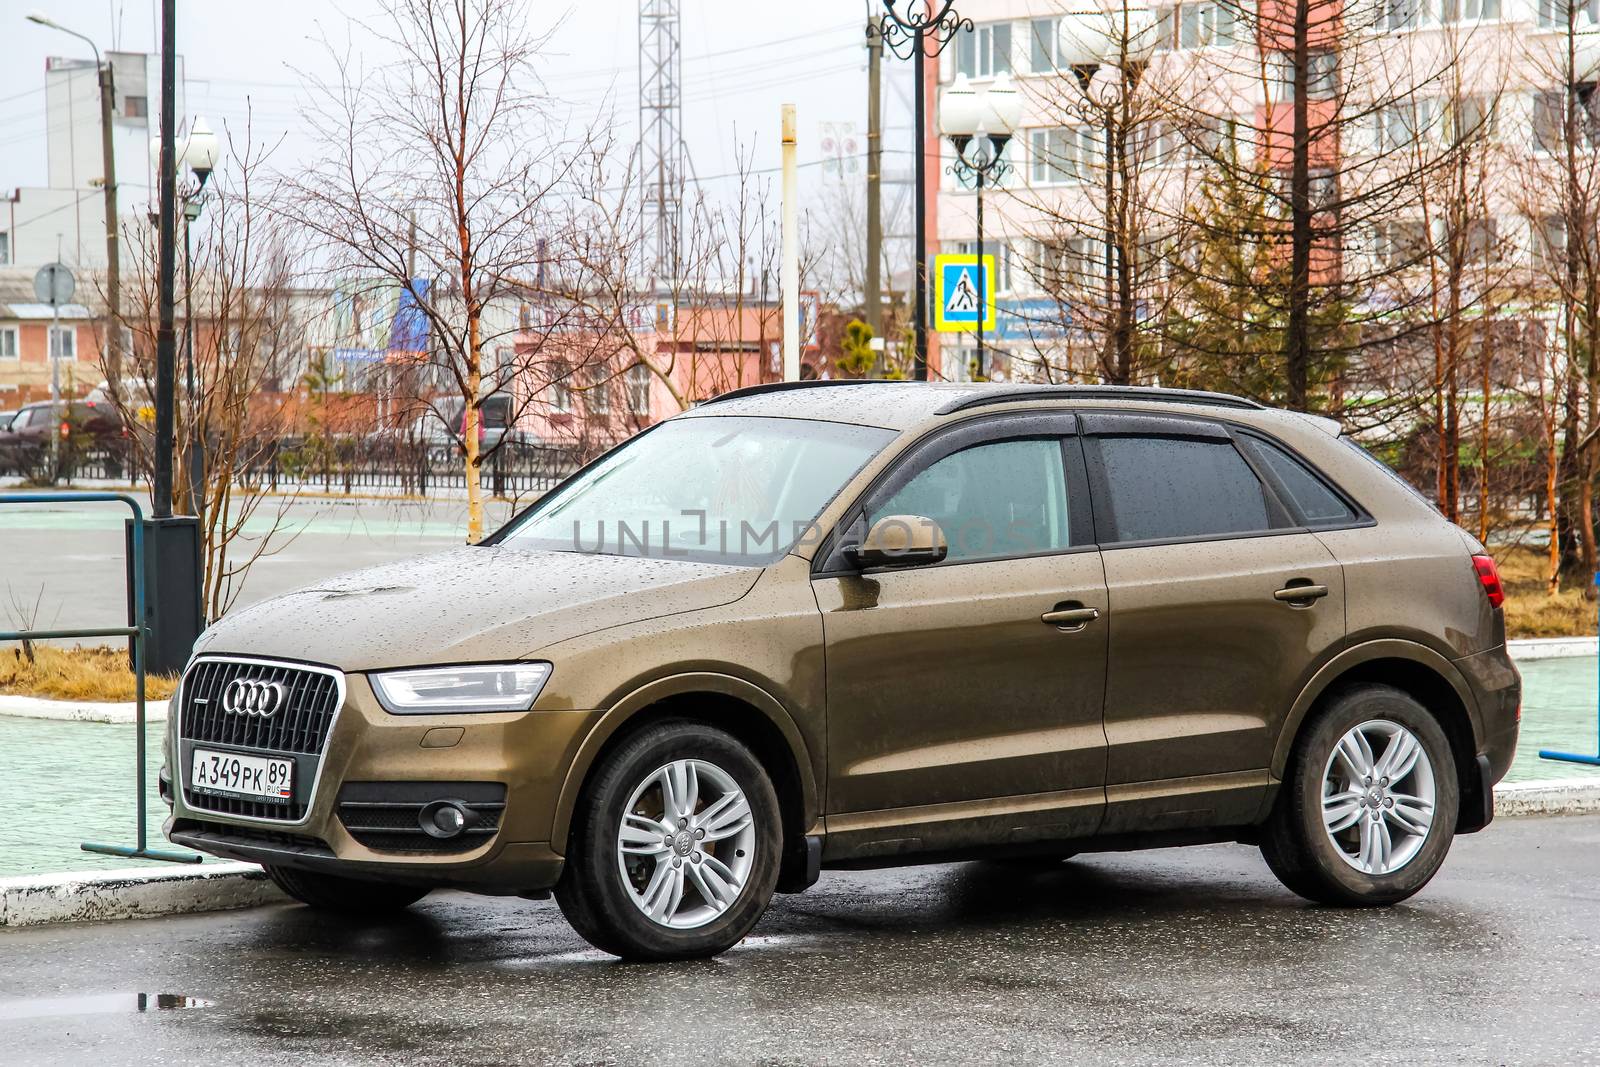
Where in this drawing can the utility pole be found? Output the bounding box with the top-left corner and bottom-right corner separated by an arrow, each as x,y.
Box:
781,103 -> 800,383
153,0 -> 176,520
865,22 -> 883,339
97,60 -> 121,395
23,14 -> 122,397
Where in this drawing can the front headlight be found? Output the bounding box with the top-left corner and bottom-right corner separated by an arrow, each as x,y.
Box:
369,662 -> 553,715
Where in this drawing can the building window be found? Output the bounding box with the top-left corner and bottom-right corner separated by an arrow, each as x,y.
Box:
50,325 -> 76,361
1155,1 -> 1241,50
1035,237 -> 1100,293
1030,18 -> 1058,72
1271,50 -> 1337,102
627,363 -> 651,416
1377,220 -> 1432,267
123,95 -> 148,118
587,367 -> 611,416
1534,85 -> 1600,152
1444,95 -> 1496,142
1532,215 -> 1567,271
1538,0 -> 1599,27
0,231 -> 9,265
949,240 -> 1013,294
957,22 -> 1012,79
0,326 -> 17,359
1373,98 -> 1439,151
1452,217 -> 1497,261
1443,0 -> 1502,19
548,361 -> 572,414
518,303 -> 531,329
1029,126 -> 1101,185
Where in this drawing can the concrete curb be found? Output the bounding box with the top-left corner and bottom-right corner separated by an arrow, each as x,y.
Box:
0,694 -> 162,724
1497,777 -> 1600,818
0,862 -> 284,929
1507,636 -> 1598,661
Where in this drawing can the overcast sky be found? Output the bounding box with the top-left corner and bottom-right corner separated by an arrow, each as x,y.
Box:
1,1 -> 898,207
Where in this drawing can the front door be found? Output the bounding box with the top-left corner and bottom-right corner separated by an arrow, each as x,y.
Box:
814,413 -> 1108,855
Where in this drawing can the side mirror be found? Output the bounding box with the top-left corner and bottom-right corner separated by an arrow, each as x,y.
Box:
845,514 -> 949,569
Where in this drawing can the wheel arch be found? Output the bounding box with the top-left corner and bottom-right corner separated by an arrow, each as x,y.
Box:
1275,640 -> 1485,827
549,673 -> 818,865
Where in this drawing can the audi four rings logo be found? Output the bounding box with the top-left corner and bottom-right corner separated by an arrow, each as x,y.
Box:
222,678 -> 288,717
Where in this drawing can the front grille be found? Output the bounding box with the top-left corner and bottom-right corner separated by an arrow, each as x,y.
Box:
180,658 -> 340,754
179,657 -> 343,822
338,781 -> 506,854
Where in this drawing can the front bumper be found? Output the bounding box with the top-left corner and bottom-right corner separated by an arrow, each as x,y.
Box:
164,660 -> 602,894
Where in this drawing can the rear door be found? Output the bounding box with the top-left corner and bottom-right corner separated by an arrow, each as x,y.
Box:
1080,413 -> 1348,832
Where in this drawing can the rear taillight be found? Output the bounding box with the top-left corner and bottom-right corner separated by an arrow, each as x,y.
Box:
1471,554 -> 1505,609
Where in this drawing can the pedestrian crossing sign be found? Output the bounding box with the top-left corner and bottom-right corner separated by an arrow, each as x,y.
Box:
933,254 -> 996,333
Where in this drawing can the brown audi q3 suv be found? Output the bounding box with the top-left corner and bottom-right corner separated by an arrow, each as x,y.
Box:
162,382 -> 1520,960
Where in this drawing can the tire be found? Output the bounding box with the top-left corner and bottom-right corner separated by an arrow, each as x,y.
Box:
1261,684 -> 1460,907
265,865 -> 430,913
555,720 -> 782,961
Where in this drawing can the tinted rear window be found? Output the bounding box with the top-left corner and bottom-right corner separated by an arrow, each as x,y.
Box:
1094,435 -> 1271,543
1239,435 -> 1357,525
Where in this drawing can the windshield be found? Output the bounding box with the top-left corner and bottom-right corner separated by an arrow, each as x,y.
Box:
498,415 -> 896,565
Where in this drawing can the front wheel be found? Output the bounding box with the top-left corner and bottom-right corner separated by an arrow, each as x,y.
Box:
1261,684 -> 1459,906
555,721 -> 782,961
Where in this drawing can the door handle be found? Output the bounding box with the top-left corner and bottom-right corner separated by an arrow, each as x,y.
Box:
1041,606 -> 1100,631
1273,583 -> 1329,603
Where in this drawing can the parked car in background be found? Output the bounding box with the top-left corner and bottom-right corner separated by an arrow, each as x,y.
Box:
409,394 -> 522,462
0,399 -> 127,476
162,381 -> 1519,961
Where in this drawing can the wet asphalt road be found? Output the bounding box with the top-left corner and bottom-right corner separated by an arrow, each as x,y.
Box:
3,814 -> 1598,1066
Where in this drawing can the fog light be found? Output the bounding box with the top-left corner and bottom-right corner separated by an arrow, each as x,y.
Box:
419,800 -> 472,839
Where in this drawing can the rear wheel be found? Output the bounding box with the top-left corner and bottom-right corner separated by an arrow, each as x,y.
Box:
1261,684 -> 1459,906
555,720 -> 781,961
265,865 -> 429,913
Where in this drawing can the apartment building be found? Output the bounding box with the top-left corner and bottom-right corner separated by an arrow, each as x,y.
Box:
935,0 -> 1600,384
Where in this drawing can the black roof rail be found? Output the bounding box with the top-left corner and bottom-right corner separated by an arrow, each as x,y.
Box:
934,385 -> 1265,416
697,378 -> 912,406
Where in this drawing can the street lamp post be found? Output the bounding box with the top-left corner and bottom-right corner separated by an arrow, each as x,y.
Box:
871,0 -> 972,381
941,72 -> 1021,381
152,118 -> 218,523
25,11 -> 123,402
1057,7 -> 1156,384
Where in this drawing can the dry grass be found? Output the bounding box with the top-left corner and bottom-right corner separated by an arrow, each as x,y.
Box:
0,644 -> 179,702
1495,544 -> 1596,639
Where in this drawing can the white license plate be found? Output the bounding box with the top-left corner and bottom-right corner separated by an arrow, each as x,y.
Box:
189,748 -> 294,803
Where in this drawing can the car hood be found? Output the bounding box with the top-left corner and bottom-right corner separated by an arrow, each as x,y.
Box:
192,546 -> 762,672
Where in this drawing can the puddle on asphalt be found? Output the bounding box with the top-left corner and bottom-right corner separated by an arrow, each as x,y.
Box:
0,993 -> 212,1021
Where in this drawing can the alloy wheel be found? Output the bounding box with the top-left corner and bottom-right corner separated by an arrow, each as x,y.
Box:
615,758 -> 756,929
1320,718 -> 1437,876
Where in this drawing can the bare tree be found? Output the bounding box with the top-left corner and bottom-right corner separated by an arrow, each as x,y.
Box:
280,0 -> 583,542
1511,9 -> 1600,593
108,116 -> 306,618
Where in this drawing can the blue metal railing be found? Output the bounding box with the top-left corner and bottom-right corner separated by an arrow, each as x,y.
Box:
0,492 -> 199,863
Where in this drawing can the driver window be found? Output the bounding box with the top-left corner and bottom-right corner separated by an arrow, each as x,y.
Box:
869,438 -> 1070,563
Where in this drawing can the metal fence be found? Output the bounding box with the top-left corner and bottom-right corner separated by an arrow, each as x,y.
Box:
5,436 -> 588,500
241,437 -> 586,498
